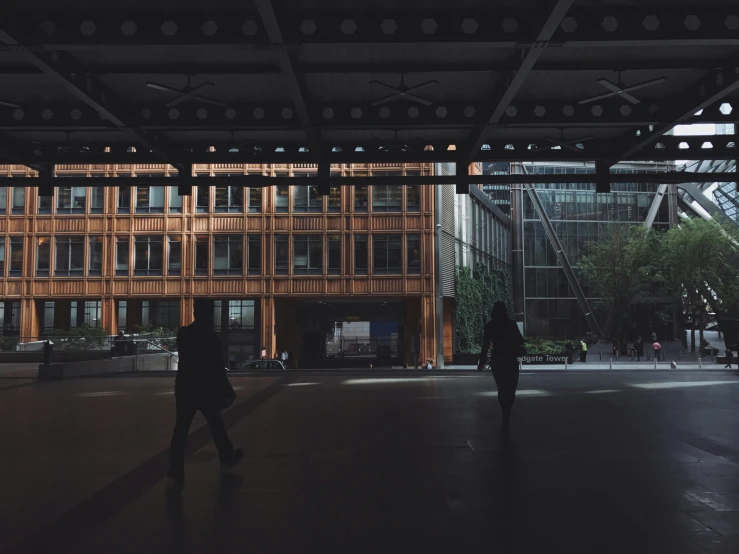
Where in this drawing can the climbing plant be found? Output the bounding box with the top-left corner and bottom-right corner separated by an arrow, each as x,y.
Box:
454,263 -> 514,354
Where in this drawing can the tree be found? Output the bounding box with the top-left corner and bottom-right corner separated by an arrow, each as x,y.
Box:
578,224 -> 659,341
662,216 -> 739,352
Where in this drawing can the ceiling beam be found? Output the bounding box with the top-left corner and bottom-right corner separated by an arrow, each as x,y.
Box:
608,64 -> 739,165
255,0 -> 322,157
458,0 -> 573,163
2,171 -> 735,186
0,29 -> 186,171
2,60 -> 736,76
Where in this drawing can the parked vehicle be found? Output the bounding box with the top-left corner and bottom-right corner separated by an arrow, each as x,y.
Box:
239,359 -> 286,371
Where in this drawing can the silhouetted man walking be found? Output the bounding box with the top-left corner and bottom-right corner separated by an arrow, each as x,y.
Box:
478,302 -> 525,431
166,300 -> 243,495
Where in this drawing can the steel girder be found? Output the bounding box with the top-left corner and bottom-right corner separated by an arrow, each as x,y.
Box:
5,8 -> 739,47
0,101 -> 735,132
0,135 -> 735,166
3,172 -> 736,187
459,0 -> 574,162
0,30 -> 186,171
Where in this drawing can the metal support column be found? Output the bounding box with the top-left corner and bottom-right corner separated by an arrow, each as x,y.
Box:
643,184 -> 668,229
522,175 -> 602,338
434,183 -> 445,369
510,179 -> 526,327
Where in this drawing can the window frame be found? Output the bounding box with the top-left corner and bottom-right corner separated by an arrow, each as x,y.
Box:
248,187 -> 262,213
293,234 -> 323,275
135,185 -> 165,214
117,186 -> 132,214
214,185 -> 244,213
371,185 -> 403,213
213,235 -> 244,276
56,186 -> 87,214
354,235 -> 368,275
194,235 -> 209,275
274,234 -> 289,275
275,185 -> 289,213
196,185 -> 210,213
8,237 -> 23,277
167,236 -> 182,276
11,187 -> 25,215
247,235 -> 262,276
328,234 -> 341,275
293,185 -> 323,213
133,235 -> 164,276
372,234 -> 403,275
407,234 -> 421,275
115,237 -> 129,276
54,236 -> 85,277
88,236 -> 103,276
36,237 -> 51,277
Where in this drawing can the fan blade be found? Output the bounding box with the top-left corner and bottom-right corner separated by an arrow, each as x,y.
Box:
185,82 -> 214,95
189,94 -> 228,108
578,90 -> 621,104
165,94 -> 190,108
369,80 -> 403,93
596,78 -> 642,104
146,82 -> 180,93
619,77 -> 667,93
0,100 -> 21,109
403,92 -> 433,106
371,93 -> 402,106
403,80 -> 439,93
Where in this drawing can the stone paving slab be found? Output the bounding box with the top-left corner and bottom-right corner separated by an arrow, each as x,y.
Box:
2,372 -> 739,553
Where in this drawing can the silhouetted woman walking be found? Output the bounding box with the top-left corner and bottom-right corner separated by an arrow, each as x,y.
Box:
478,302 -> 525,430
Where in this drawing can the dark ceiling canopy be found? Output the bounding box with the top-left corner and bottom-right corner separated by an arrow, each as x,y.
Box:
0,0 -> 737,168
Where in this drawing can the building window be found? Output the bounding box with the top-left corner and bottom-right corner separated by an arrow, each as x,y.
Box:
0,301 -> 21,336
228,300 -> 255,330
42,301 -> 55,335
406,185 -> 420,212
0,239 -> 4,275
88,237 -> 103,276
196,186 -> 210,213
142,300 -> 180,330
55,236 -> 84,276
355,186 -> 368,212
117,300 -> 127,332
56,186 -> 86,214
328,235 -> 341,275
275,185 -> 289,212
293,235 -> 322,275
354,235 -> 368,275
248,187 -> 262,213
372,185 -> 402,212
328,186 -> 341,212
134,236 -> 163,276
90,187 -> 104,214
9,237 -> 23,277
373,234 -> 402,274
36,237 -> 50,277
215,186 -> 243,213
214,235 -> 243,275
407,234 -> 421,274
294,185 -> 322,213
195,236 -> 209,275
168,187 -> 182,213
168,236 -> 181,276
0,187 -> 6,213
274,235 -> 288,274
71,301 -> 102,328
37,191 -> 52,214
11,187 -> 25,215
118,186 -> 131,214
248,235 -> 261,275
116,238 -> 129,276
136,186 -> 165,213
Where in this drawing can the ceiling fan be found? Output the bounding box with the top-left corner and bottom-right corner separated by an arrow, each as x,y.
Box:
0,99 -> 20,109
369,73 -> 438,107
146,75 -> 227,108
527,130 -> 596,153
579,71 -> 667,105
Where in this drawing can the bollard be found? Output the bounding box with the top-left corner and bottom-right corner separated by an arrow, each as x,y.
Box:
519,360 -> 522,372
609,358 -> 613,370
599,350 -> 602,361
654,358 -> 657,369
564,360 -> 568,371
698,357 -> 702,369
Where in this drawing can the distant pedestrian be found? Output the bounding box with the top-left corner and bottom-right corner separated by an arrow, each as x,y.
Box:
580,339 -> 588,362
651,331 -> 657,343
281,350 -> 288,364
653,340 -> 661,361
635,336 -> 644,362
260,345 -> 267,360
478,302 -> 525,431
166,300 -> 243,497
725,349 -> 734,369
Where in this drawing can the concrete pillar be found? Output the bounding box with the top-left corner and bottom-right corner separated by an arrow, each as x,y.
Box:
510,180 -> 526,327
20,298 -> 39,339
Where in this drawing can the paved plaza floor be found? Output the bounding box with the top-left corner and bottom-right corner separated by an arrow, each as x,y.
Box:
2,370 -> 739,553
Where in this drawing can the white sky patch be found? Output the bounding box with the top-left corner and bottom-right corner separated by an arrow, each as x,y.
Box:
342,377 -> 454,385
284,382 -> 320,387
478,389 -> 552,397
631,380 -> 739,390
76,391 -> 125,397
584,389 -> 621,394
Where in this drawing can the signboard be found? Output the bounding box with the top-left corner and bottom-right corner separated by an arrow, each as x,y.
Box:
518,355 -> 568,365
